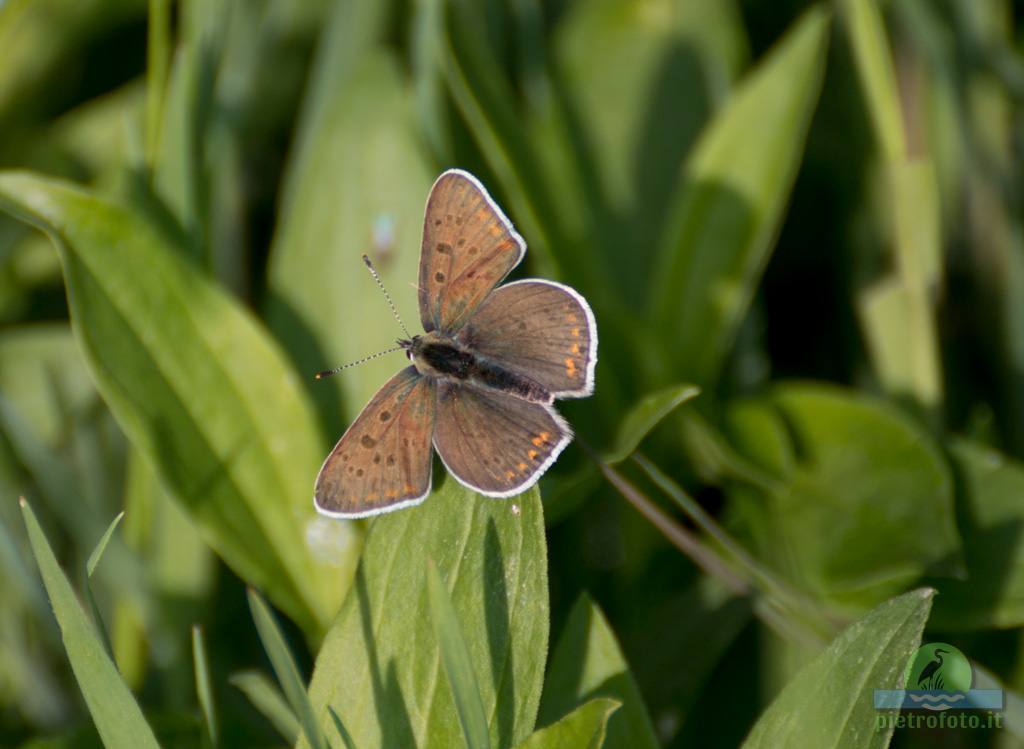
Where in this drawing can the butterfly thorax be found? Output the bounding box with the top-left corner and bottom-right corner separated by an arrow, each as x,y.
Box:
400,332 -> 552,404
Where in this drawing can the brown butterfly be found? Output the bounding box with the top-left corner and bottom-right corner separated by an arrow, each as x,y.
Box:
314,170 -> 597,517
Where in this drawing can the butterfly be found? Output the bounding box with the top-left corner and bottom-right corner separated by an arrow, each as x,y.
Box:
314,169 -> 597,517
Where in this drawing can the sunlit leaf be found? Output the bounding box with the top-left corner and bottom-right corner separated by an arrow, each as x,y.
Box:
0,172 -> 356,635
651,7 -> 830,387
20,498 -> 160,749
302,480 -> 548,749
742,589 -> 933,748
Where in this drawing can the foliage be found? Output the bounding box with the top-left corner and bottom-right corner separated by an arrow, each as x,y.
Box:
2,0 -> 1024,748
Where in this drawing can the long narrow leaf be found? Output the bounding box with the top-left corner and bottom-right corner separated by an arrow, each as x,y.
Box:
193,625 -> 218,748
229,670 -> 300,744
19,498 -> 160,749
427,562 -> 491,749
247,589 -> 325,749
651,7 -> 830,387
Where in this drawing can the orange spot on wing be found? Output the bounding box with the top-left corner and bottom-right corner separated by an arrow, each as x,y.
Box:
403,484 -> 415,494
570,343 -> 580,354
565,357 -> 577,376
386,490 -> 398,499
505,470 -> 516,481
571,327 -> 580,338
566,314 -> 578,322
518,462 -> 528,471
365,493 -> 379,502
489,225 -> 503,237
528,449 -> 538,460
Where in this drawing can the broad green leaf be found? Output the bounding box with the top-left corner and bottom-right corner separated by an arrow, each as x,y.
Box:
0,172 -> 357,635
19,498 -> 160,749
539,594 -> 657,749
514,698 -> 620,749
651,7 -> 830,387
604,384 -> 700,464
974,664 -> 1024,741
248,590 -> 325,749
928,439 -> 1024,629
427,562 -> 491,749
266,49 -> 434,439
742,588 -> 933,749
303,480 -> 548,749
192,626 -> 218,748
229,670 -> 300,744
726,383 -> 960,612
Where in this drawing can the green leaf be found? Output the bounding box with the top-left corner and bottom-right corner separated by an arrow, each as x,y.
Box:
266,49 -> 434,439
0,172 -> 356,636
427,562 -> 491,749
247,589 -> 325,749
651,7 -> 831,387
553,0 -> 748,303
539,594 -> 657,749
83,510 -> 124,659
229,670 -> 300,744
85,511 -> 123,578
192,625 -> 218,748
603,384 -> 700,464
726,383 -> 961,612
514,698 -> 620,749
742,588 -> 934,748
19,498 -> 160,749
327,706 -> 356,749
928,439 -> 1024,629
840,0 -> 904,162
303,480 -> 548,749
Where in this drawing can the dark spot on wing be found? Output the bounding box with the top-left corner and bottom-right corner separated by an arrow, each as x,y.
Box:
379,410 -> 391,422
435,271 -> 446,283
361,435 -> 377,448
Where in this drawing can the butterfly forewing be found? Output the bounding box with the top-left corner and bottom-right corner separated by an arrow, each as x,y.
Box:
315,367 -> 436,517
455,280 -> 597,398
419,170 -> 525,335
433,381 -> 571,497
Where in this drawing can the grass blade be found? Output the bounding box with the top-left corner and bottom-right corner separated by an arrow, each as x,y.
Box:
193,625 -> 218,748
427,561 -> 491,749
83,510 -> 125,660
247,589 -> 325,749
19,498 -> 160,749
229,670 -> 300,744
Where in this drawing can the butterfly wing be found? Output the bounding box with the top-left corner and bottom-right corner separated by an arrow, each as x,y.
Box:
419,169 -> 526,335
315,367 -> 436,518
455,279 -> 597,399
433,381 -> 571,497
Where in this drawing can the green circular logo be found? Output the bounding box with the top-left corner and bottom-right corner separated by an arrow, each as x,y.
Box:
905,642 -> 973,693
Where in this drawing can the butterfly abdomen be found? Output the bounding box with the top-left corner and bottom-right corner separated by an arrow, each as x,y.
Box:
412,336 -> 551,404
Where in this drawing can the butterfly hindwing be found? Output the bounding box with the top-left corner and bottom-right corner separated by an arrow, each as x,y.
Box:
432,381 -> 571,497
419,170 -> 525,335
455,280 -> 597,398
314,367 -> 436,517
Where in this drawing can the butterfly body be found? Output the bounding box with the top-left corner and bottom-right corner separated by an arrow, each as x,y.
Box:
315,169 -> 597,518
401,332 -> 552,404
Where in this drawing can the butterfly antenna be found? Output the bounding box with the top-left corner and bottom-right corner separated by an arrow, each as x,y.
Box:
362,254 -> 412,339
315,345 -> 405,380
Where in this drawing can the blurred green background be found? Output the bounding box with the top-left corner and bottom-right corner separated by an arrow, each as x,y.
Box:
2,0 -> 1024,746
